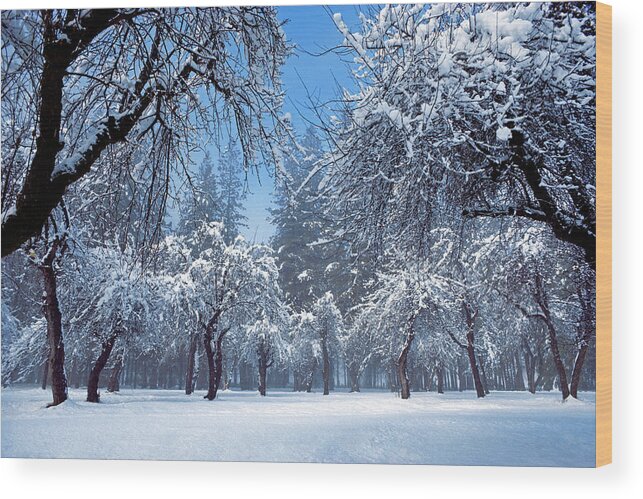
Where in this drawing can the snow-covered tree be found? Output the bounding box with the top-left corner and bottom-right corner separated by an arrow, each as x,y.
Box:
311,292 -> 343,396
177,152 -> 222,240
324,3 -> 596,267
1,7 -> 290,257
289,311 -> 318,393
217,139 -> 248,244
64,244 -> 155,402
340,310 -> 384,393
1,313 -> 46,388
161,222 -> 282,400
20,206 -> 72,406
242,315 -> 289,396
471,221 -> 590,399
271,127 -> 348,309
360,230 -> 456,399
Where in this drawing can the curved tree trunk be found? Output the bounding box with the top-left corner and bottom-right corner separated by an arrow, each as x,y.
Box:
541,317 -> 569,398
87,334 -> 117,403
202,311 -> 227,401
397,318 -> 415,400
570,284 -> 595,398
462,301 -> 485,398
533,273 -> 570,399
570,342 -> 590,399
41,263 -> 68,407
204,331 -> 226,401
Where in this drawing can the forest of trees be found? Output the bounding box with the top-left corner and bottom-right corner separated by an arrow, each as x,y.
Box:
1,3 -> 597,407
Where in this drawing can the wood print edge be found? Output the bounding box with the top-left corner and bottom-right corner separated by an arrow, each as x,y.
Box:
595,0 -> 612,468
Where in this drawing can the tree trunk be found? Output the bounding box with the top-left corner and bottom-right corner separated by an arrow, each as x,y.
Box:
321,336 -> 330,396
107,352 -> 123,393
258,351 -> 269,397
570,342 -> 590,399
514,351 -> 525,391
202,311 -> 228,401
348,367 -> 360,393
257,339 -> 271,396
87,334 -> 117,402
258,361 -> 267,396
305,360 -> 315,393
570,285 -> 595,398
465,332 -> 485,398
478,355 -> 490,395
543,316 -> 570,400
203,330 -> 217,400
213,335 -> 224,397
397,318 -> 415,400
460,301 -> 486,398
534,273 -> 570,400
523,341 -> 537,394
41,263 -> 68,406
437,363 -> 444,394
185,332 -> 198,395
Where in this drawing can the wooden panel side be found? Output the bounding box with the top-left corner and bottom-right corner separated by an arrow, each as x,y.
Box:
595,1 -> 612,468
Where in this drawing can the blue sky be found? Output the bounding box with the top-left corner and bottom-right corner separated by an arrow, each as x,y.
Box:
241,4 -> 364,243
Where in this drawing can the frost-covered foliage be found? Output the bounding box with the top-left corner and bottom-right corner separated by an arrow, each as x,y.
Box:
157,222 -> 283,336
216,140 -> 249,244
289,311 -> 319,392
271,127 -> 357,311
311,293 -> 343,350
340,310 -> 385,392
242,316 -> 289,367
324,3 -> 596,265
0,4 -> 597,403
1,314 -> 46,387
1,7 -> 291,257
176,152 -> 222,240
67,246 -> 155,345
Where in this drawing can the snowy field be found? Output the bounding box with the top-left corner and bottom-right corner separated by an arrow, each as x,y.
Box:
1,388 -> 595,467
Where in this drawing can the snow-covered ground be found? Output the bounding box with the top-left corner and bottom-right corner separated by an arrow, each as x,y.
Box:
1,387 -> 595,467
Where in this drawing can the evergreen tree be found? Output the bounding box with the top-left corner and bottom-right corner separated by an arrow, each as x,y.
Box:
271,127 -> 376,314
270,127 -> 332,309
217,139 -> 247,243
177,151 -> 221,237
